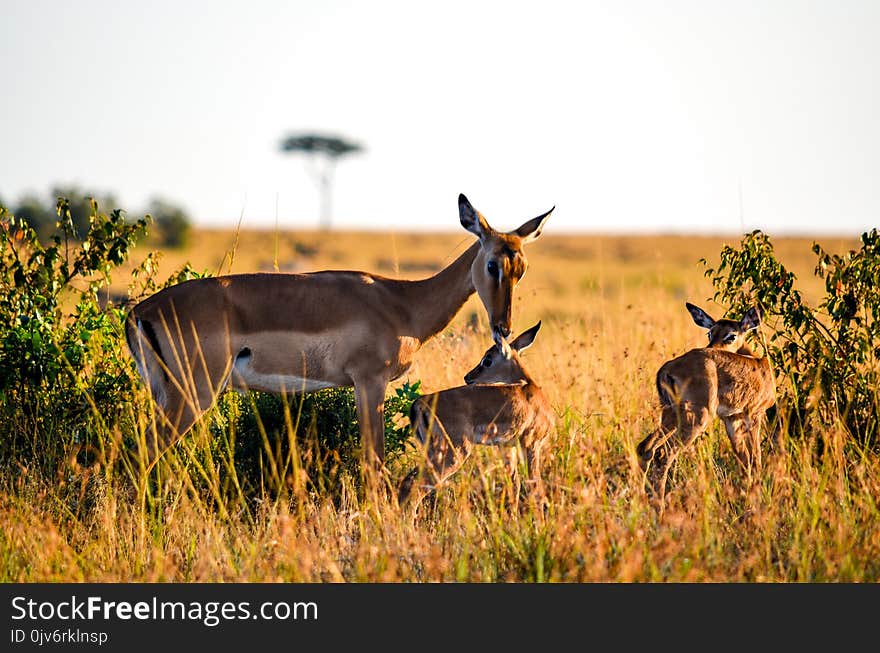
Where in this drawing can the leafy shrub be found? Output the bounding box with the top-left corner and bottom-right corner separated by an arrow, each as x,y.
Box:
203,380 -> 422,499
701,229 -> 880,446
0,199 -> 148,469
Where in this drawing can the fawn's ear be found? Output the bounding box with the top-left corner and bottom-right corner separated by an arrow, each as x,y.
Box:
686,302 -> 716,329
459,193 -> 493,240
740,306 -> 763,331
510,321 -> 541,353
514,207 -> 553,244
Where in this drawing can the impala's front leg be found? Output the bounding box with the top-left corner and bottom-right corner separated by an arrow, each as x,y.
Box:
352,374 -> 389,472
525,438 -> 547,496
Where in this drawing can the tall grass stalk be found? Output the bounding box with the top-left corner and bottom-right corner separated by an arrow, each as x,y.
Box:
1,209 -> 878,582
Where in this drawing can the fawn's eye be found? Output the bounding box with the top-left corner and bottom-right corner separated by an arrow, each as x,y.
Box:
482,357 -> 493,368
487,260 -> 499,278
723,333 -> 737,344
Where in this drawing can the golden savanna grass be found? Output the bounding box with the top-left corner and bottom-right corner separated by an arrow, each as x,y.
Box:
3,227 -> 879,582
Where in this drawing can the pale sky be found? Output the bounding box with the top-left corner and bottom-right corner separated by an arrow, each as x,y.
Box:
1,0 -> 878,235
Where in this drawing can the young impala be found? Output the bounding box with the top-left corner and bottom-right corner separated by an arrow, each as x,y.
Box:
125,194 -> 552,472
636,302 -> 779,501
397,321 -> 555,509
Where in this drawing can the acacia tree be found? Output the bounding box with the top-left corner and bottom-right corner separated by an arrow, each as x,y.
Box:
279,133 -> 363,229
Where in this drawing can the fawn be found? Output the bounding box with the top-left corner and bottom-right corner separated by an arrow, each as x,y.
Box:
398,322 -> 554,509
636,303 -> 779,501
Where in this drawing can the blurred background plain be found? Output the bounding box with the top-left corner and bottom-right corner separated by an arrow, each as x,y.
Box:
1,0 -> 877,236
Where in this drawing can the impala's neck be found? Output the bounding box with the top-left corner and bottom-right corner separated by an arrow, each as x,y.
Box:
406,240 -> 480,343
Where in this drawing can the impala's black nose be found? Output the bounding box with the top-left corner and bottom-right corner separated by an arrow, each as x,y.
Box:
493,324 -> 511,340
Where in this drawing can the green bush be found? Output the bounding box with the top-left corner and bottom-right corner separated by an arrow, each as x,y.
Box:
203,380 -> 422,499
701,229 -> 880,447
0,199 -> 148,470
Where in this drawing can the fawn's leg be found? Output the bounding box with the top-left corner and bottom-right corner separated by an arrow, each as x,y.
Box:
637,404 -> 677,470
722,414 -> 762,482
648,400 -> 714,504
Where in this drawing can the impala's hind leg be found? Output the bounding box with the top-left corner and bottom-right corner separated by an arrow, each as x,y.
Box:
722,414 -> 762,482
722,416 -> 751,479
647,401 -> 713,504
129,302 -> 240,472
646,366 -> 718,504
638,403 -> 679,501
145,383 -> 211,468
141,336 -> 233,471
638,404 -> 677,471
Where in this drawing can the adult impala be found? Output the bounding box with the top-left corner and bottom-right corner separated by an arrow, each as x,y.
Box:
397,321 -> 554,509
125,194 -> 553,470
636,302 -> 779,502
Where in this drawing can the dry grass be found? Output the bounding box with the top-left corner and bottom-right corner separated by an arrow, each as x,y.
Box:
3,227 -> 879,582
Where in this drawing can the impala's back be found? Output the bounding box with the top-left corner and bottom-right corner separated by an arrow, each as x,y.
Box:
409,383 -> 552,448
655,302 -> 775,418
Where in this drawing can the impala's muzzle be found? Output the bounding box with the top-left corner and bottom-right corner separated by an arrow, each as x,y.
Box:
492,322 -> 511,343
493,332 -> 513,360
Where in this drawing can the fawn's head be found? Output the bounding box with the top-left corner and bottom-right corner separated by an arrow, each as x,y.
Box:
463,321 -> 541,385
459,194 -> 552,345
686,302 -> 763,353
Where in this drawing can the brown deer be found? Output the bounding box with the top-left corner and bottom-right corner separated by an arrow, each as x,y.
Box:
398,321 -> 554,509
125,194 -> 552,473
636,302 -> 779,501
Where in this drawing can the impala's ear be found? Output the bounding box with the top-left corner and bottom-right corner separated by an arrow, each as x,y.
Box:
686,302 -> 716,329
514,206 -> 554,243
740,306 -> 763,331
510,321 -> 541,353
459,193 -> 493,240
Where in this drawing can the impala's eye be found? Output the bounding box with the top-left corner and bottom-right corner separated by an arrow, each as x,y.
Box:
487,260 -> 499,278
723,333 -> 737,344
482,357 -> 493,368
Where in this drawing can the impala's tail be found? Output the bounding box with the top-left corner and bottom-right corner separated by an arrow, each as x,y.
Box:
656,370 -> 675,407
125,311 -> 169,408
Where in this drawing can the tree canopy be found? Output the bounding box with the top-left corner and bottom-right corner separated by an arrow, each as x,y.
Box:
278,132 -> 364,229
279,134 -> 362,157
